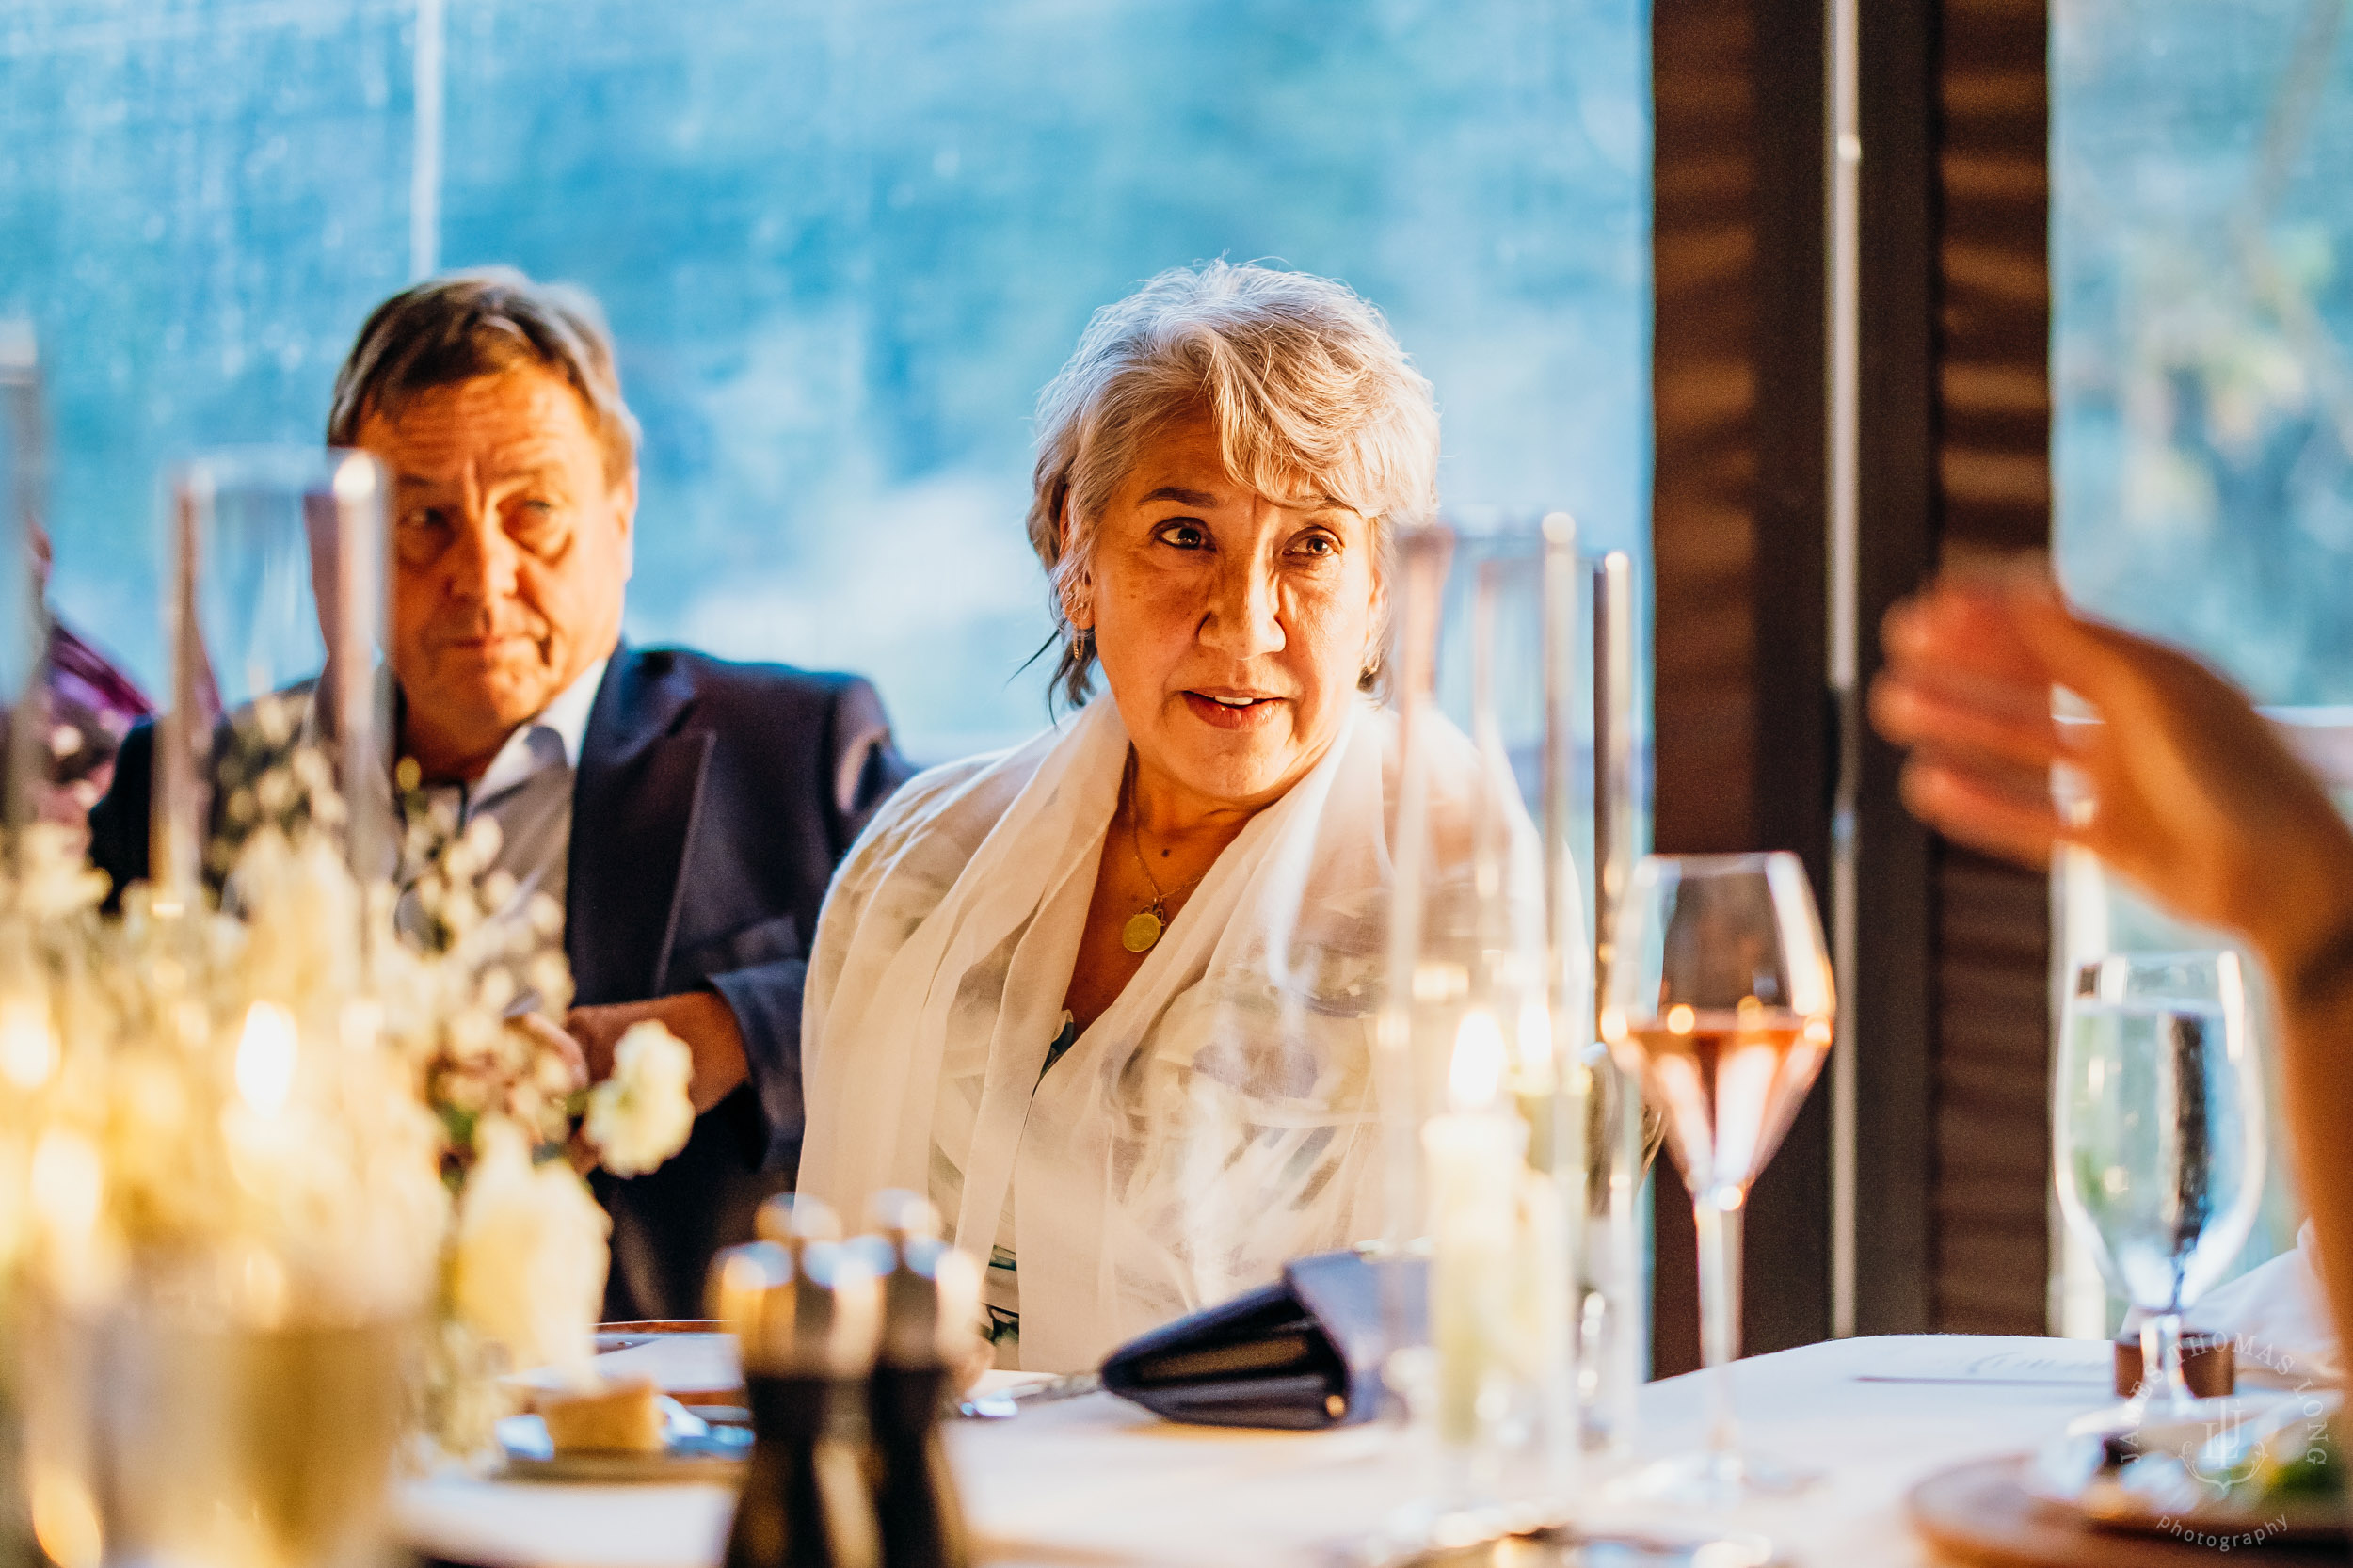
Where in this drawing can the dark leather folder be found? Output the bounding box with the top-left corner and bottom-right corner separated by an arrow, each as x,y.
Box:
1098,1249 -> 1428,1430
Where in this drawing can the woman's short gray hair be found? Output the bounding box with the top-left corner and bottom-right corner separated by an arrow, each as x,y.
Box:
1025,262 -> 1440,707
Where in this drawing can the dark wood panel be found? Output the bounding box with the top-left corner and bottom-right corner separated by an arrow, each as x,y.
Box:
1651,0 -> 1760,1376
1651,0 -> 1833,1372
1852,0 -> 1943,1340
1932,843 -> 2052,1332
1652,0 -> 2054,1362
1928,0 -> 2054,1335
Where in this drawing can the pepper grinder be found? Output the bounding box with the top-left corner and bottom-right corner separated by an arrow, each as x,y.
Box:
710,1214 -> 882,1568
855,1191 -> 983,1568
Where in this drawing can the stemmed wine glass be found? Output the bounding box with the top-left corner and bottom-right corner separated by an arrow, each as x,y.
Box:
1602,852 -> 1835,1504
2055,952 -> 2266,1431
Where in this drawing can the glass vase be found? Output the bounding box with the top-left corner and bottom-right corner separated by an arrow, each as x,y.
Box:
20,1286 -> 413,1568
1579,550 -> 1651,1464
0,337 -> 45,824
413,1304 -> 515,1473
1378,515 -> 1593,1537
0,326 -> 55,1568
157,447 -> 391,907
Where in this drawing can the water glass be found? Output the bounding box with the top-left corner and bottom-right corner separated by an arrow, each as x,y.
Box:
2056,951 -> 2266,1423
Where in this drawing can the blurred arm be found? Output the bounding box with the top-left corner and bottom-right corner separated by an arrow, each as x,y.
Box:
1870,569 -> 2353,1350
563,673 -> 909,1176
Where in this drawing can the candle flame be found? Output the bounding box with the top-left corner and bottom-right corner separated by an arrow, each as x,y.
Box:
1514,997 -> 1552,1078
29,1464 -> 101,1568
235,1001 -> 299,1114
339,998 -> 385,1053
29,1130 -> 102,1240
1449,1009 -> 1506,1111
0,998 -> 57,1090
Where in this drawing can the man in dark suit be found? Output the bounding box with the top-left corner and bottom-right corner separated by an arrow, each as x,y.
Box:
88,269 -> 907,1319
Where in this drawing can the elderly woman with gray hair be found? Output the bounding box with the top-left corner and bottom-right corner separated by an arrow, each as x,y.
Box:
797,263 -> 1448,1371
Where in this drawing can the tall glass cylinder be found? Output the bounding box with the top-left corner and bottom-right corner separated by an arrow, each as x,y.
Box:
157,448 -> 390,904
7,445 -> 421,1568
0,330 -> 52,836
0,324 -> 55,1568
1380,516 -> 1591,1527
1582,551 -> 1649,1460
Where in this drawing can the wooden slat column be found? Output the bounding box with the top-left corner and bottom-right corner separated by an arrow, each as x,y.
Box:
1852,0 -> 2056,1339
1653,0 -> 2054,1363
1650,0 -> 1757,1379
1650,0 -> 1833,1374
1929,0 -> 2053,1335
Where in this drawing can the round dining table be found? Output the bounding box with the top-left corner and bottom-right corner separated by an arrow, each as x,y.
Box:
393,1333 -> 2202,1567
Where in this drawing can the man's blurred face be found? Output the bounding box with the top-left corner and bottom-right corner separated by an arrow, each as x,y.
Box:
357,367 -> 635,779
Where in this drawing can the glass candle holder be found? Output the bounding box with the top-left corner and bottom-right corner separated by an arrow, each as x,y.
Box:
1580,550 -> 1650,1464
1378,516 -> 1593,1530
0,330 -> 53,833
157,447 -> 390,905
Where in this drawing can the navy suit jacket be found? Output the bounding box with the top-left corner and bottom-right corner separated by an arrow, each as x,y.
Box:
88,644 -> 909,1320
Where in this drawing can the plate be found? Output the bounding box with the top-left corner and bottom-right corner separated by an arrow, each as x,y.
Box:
2017,1397 -> 2347,1546
504,1333 -> 744,1408
496,1403 -> 752,1483
1381,1523 -> 1781,1567
1910,1455 -> 2347,1567
593,1319 -> 725,1354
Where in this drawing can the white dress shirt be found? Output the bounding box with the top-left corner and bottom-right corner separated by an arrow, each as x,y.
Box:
408,655 -> 607,924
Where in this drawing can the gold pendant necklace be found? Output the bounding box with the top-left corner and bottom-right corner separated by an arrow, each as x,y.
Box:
1121,906 -> 1166,954
1120,755 -> 1203,954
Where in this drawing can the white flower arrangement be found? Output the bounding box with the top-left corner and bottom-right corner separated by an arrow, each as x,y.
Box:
0,723 -> 699,1461
584,1022 -> 696,1178
451,1122 -> 611,1380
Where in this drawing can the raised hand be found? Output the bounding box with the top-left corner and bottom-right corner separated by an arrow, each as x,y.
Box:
1868,568 -> 2353,989
564,990 -> 748,1116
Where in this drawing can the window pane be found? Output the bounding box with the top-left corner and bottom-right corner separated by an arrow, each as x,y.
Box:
2052,0 -> 2329,1333
0,3 -> 414,678
2055,0 -> 2353,701
3,0 -> 1650,763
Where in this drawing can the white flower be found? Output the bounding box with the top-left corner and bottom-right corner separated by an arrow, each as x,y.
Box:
479,870 -> 518,913
451,1124 -> 609,1378
14,824 -> 108,920
460,815 -> 504,870
526,952 -> 573,1013
475,967 -> 518,1016
584,1021 -> 695,1177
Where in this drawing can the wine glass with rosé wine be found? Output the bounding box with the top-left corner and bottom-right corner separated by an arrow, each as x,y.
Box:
1602,852 -> 1835,1506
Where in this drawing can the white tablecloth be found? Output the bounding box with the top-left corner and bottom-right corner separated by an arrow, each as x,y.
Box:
395,1333 -> 2122,1568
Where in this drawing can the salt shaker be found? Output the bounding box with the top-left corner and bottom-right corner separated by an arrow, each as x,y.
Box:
855,1191 -> 983,1568
758,1191 -> 843,1249
710,1222 -> 882,1568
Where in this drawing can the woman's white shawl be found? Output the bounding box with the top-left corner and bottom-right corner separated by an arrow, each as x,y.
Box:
797,695 -> 1417,1371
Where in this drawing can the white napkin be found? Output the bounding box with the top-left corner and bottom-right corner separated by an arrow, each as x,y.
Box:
2185,1224 -> 2343,1387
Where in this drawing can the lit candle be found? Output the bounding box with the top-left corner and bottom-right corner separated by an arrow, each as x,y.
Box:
0,993 -> 57,1091
234,1000 -> 299,1114
1424,1008 -> 1529,1448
